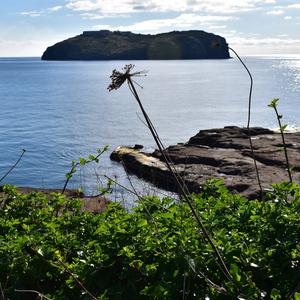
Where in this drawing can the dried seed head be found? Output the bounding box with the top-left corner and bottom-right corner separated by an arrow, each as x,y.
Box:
108,64 -> 147,91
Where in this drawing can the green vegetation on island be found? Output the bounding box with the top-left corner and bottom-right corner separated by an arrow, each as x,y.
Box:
41,30 -> 230,61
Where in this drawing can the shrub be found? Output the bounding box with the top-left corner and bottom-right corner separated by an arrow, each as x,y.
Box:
1,181 -> 300,299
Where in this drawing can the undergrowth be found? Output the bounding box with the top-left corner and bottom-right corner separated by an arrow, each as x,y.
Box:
1,180 -> 300,299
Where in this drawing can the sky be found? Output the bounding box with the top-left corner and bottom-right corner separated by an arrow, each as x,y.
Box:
1,0 -> 300,57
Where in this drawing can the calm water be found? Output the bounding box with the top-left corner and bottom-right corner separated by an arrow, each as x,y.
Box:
0,56 -> 300,197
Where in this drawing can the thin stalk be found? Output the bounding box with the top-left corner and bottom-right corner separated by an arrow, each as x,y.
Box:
0,282 -> 5,300
286,280 -> 300,300
62,148 -> 106,194
127,80 -> 190,196
229,47 -> 263,198
0,149 -> 26,183
127,77 -> 235,285
58,260 -> 97,300
273,105 -> 293,183
14,289 -> 53,300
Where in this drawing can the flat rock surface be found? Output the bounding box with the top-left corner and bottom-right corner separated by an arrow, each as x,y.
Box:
110,126 -> 300,199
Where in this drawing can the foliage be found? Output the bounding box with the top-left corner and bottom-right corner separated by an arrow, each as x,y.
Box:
1,181 -> 300,299
62,145 -> 109,194
268,98 -> 293,183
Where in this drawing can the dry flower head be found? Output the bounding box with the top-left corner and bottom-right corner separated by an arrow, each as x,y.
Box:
108,64 -> 147,91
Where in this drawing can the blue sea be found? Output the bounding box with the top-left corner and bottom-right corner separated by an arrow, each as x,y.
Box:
0,56 -> 300,198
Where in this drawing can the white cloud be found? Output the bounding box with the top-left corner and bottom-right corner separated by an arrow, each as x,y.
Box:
19,11 -> 43,17
227,35 -> 300,54
209,25 -> 227,29
80,13 -> 105,19
266,9 -> 284,15
284,16 -> 292,20
48,6 -> 63,12
18,6 -> 63,17
288,4 -> 300,9
79,12 -> 129,19
230,36 -> 300,45
92,14 -> 236,33
66,0 -> 280,15
0,38 -> 60,57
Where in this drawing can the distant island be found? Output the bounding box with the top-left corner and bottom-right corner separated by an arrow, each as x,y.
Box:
41,30 -> 230,61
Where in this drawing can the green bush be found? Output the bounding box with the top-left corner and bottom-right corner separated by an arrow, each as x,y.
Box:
1,181 -> 300,299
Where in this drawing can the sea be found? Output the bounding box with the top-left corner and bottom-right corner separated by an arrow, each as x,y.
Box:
0,56 -> 299,201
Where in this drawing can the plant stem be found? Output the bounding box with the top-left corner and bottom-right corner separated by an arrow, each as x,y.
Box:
273,106 -> 293,183
127,77 -> 235,286
58,260 -> 97,300
229,47 -> 263,199
14,289 -> 53,300
0,282 -> 5,300
61,148 -> 106,194
0,149 -> 26,183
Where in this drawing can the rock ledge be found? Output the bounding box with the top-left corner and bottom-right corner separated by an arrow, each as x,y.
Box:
110,126 -> 300,199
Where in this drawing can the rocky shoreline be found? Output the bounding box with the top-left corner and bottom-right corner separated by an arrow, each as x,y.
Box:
110,126 -> 300,199
0,186 -> 109,213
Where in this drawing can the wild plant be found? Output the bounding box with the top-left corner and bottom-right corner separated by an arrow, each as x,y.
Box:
268,98 -> 293,183
228,47 -> 263,198
61,145 -> 109,194
0,149 -> 26,184
108,65 -> 237,293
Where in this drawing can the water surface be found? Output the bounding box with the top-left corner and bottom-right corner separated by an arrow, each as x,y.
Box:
0,56 -> 299,198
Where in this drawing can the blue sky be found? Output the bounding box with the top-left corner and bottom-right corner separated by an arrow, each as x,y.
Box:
1,0 -> 300,56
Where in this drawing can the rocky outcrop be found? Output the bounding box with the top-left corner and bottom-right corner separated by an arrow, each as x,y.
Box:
110,126 -> 300,199
41,30 -> 229,60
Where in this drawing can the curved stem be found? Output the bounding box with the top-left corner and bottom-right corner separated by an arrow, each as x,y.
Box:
0,149 -> 26,183
229,47 -> 263,199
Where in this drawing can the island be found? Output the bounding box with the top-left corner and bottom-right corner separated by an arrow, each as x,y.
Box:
41,30 -> 230,60
110,126 -> 300,199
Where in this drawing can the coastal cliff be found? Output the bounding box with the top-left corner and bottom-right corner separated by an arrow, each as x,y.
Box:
41,30 -> 229,60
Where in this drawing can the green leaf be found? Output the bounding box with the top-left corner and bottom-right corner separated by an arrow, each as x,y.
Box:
137,219 -> 148,227
294,292 -> 300,300
280,124 -> 288,132
268,98 -> 279,108
270,288 -> 281,299
79,157 -> 87,165
66,172 -> 72,179
159,212 -> 174,219
21,223 -> 29,231
88,154 -> 95,160
230,264 -> 241,282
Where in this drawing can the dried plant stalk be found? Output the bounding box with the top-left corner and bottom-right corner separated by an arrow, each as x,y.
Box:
108,64 -> 235,287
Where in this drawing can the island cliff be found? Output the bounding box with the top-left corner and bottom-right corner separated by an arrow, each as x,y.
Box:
41,30 -> 229,60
